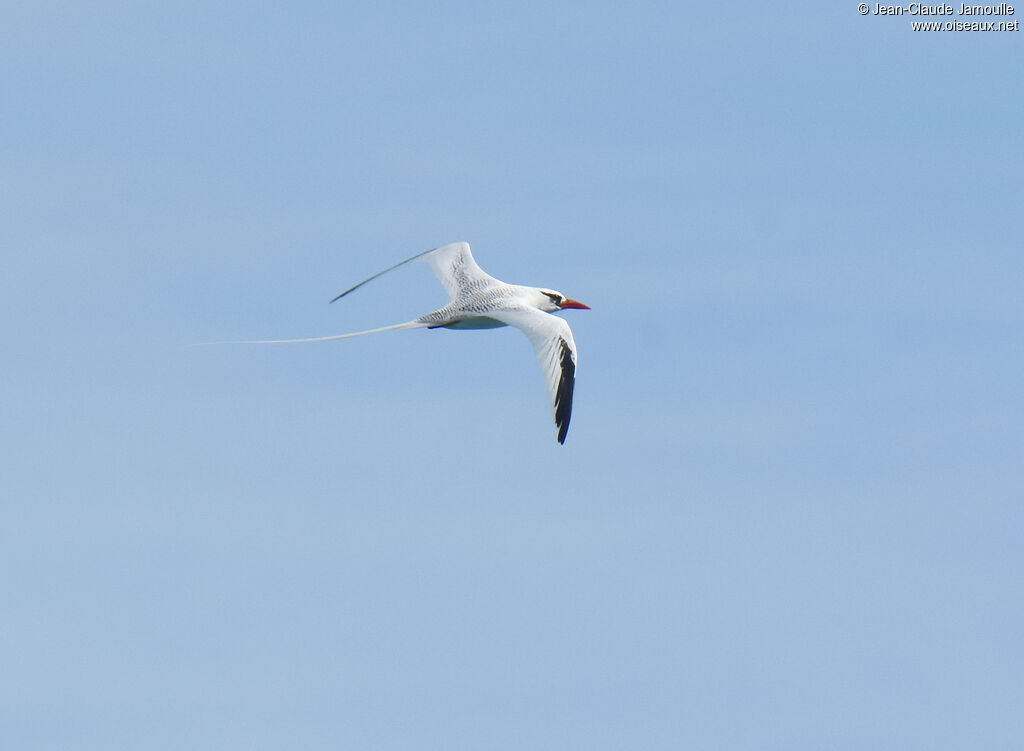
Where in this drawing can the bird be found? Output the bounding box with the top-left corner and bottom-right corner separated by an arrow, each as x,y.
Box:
240,242 -> 590,444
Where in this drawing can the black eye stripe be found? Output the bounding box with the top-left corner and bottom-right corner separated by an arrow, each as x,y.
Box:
542,292 -> 561,304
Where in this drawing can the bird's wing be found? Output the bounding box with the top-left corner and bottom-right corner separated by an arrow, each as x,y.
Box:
331,242 -> 497,304
488,308 -> 579,444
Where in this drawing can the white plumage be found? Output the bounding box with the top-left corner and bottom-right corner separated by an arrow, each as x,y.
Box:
239,242 -> 590,444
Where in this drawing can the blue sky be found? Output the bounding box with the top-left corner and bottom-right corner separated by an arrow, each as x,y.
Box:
2,2 -> 1022,749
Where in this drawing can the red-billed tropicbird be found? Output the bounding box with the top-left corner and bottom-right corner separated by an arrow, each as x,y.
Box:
243,242 -> 590,444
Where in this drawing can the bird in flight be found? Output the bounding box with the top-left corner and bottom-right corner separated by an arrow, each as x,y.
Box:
242,242 -> 590,444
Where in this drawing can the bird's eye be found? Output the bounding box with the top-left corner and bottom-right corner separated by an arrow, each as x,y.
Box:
543,292 -> 561,305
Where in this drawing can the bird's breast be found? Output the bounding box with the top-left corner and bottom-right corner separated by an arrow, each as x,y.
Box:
442,316 -> 509,330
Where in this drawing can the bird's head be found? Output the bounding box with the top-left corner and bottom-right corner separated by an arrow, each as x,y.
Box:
536,288 -> 591,313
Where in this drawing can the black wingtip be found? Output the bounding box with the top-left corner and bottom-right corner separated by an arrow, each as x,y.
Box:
554,338 -> 575,444
329,245 -> 444,305
329,286 -> 356,304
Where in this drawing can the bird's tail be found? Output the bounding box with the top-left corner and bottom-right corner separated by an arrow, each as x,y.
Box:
204,320 -> 429,345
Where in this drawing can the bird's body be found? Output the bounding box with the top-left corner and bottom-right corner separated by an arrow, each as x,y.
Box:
240,242 -> 590,444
